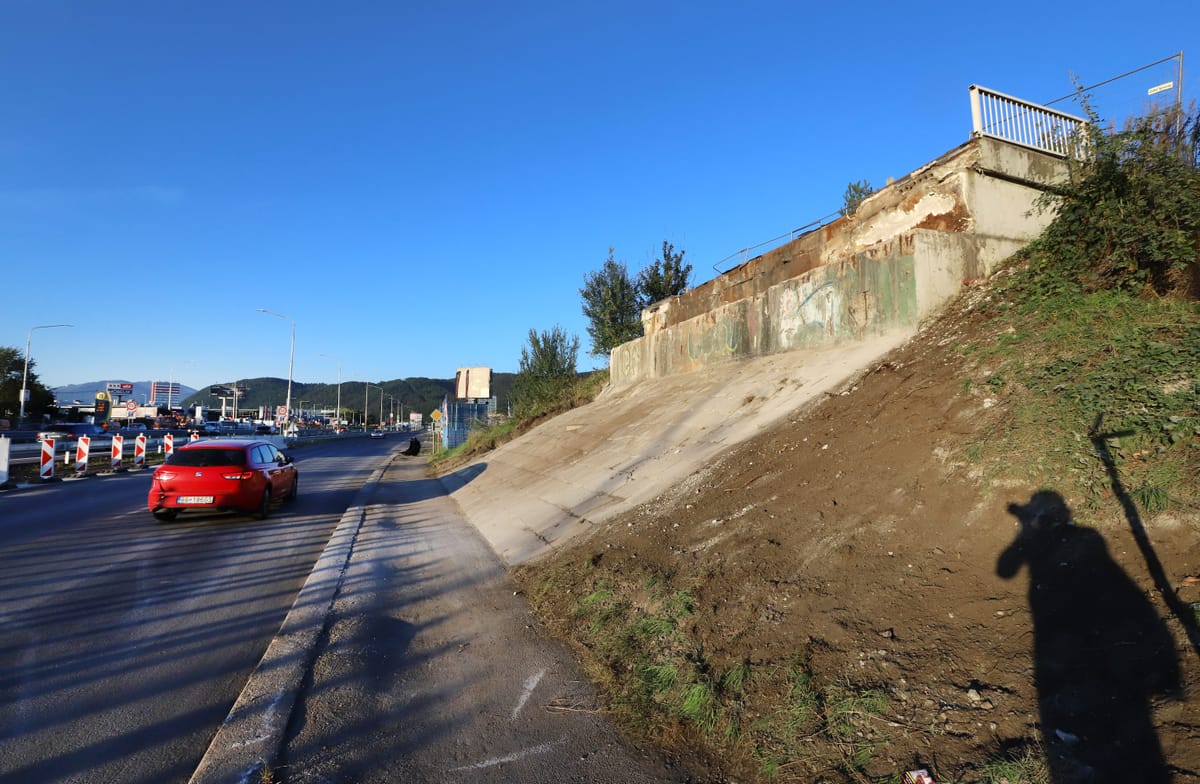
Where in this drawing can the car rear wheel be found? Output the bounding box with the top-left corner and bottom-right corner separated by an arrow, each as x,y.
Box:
254,488 -> 271,520
153,509 -> 178,523
285,476 -> 298,502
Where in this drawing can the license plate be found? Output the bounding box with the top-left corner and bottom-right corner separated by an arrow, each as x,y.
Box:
177,496 -> 214,504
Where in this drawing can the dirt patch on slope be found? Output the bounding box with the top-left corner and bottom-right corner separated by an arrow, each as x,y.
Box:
515,295 -> 1200,782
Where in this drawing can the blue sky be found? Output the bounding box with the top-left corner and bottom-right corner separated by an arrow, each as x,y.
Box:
2,1 -> 1195,391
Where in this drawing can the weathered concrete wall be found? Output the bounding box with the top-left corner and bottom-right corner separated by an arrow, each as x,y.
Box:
613,136 -> 1068,385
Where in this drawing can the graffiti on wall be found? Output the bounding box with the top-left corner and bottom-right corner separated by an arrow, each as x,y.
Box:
611,255 -> 921,386
775,279 -> 841,349
686,313 -> 742,363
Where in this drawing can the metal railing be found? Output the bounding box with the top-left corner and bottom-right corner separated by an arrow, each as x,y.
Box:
711,210 -> 841,276
969,84 -> 1088,158
705,85 -> 1087,281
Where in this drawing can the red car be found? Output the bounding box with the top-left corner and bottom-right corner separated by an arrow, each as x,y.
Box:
147,439 -> 298,522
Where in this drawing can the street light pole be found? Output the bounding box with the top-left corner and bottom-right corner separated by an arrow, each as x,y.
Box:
365,383 -> 385,429
20,324 -> 73,424
257,309 -> 295,431
320,353 -> 341,429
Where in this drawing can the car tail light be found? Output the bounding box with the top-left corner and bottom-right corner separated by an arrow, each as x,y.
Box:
222,471 -> 255,481
155,471 -> 176,481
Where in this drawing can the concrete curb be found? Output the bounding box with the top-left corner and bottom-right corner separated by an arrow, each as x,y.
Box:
187,452 -> 398,784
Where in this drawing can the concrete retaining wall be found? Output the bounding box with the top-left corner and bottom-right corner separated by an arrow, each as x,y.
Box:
612,136 -> 1069,386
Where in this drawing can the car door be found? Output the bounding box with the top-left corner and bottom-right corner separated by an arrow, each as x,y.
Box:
255,444 -> 289,500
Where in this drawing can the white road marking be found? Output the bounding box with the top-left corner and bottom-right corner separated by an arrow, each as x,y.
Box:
449,737 -> 565,771
511,668 -> 545,719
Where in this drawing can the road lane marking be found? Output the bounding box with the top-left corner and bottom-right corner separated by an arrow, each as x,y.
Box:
449,737 -> 565,771
511,668 -> 546,719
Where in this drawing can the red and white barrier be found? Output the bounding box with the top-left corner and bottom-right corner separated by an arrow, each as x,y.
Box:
111,434 -> 124,471
189,430 -> 200,442
134,434 -> 147,468
40,439 -> 55,480
76,436 -> 91,474
164,433 -> 174,456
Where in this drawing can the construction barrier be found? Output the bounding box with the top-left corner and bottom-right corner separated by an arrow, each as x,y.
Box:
111,435 -> 124,471
76,436 -> 91,474
189,430 -> 200,442
40,439 -> 55,480
164,433 -> 174,456
0,436 -> 10,486
134,434 -> 147,467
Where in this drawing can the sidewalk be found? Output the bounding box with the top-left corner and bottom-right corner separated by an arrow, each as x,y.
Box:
190,450 -> 692,784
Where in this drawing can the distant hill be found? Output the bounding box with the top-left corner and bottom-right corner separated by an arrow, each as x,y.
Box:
53,380 -> 196,406
175,374 -> 518,422
51,374 -> 518,421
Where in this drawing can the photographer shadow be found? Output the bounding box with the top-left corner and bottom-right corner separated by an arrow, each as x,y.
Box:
997,490 -> 1181,783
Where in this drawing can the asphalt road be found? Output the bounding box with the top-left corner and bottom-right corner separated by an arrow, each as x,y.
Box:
276,455 -> 692,784
0,437 -> 396,784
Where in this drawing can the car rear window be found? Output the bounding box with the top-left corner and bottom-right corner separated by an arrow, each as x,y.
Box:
166,448 -> 247,468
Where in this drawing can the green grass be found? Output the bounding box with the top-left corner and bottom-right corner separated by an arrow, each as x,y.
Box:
639,663 -> 679,694
721,660 -> 751,694
679,683 -> 718,730
962,272 -> 1199,516
977,746 -> 1051,783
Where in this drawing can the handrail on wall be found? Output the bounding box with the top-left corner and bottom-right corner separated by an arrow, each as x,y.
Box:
969,84 -> 1088,158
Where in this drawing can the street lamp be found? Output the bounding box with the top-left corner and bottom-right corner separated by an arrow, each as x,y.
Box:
257,309 -> 295,428
20,324 -> 73,424
320,353 -> 341,429
365,383 -> 383,429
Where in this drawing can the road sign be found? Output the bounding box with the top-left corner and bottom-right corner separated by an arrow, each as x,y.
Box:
126,400 -> 138,413
276,405 -> 288,417
40,439 -> 55,480
76,437 -> 91,474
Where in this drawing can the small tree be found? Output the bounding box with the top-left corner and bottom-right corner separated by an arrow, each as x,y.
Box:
0,346 -> 54,422
580,248 -> 643,358
512,325 -> 581,420
840,179 -> 875,217
637,240 -> 692,307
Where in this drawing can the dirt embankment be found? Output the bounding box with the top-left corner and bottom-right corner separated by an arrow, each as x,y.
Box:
515,296 -> 1200,783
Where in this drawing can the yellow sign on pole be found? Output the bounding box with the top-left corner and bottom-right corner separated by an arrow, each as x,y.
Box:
431,410 -> 441,420
1148,81 -> 1174,96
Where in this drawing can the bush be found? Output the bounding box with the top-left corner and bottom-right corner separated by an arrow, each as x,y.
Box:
1023,102 -> 1200,300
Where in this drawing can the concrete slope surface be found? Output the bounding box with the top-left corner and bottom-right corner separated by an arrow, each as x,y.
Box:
443,331 -> 913,565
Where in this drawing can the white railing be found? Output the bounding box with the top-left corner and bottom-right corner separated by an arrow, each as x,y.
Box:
969,84 -> 1088,158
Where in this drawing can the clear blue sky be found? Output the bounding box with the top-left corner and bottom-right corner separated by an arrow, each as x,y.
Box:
2,1 -> 1194,391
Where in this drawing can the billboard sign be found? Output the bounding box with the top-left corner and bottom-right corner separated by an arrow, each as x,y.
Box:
107,382 -> 134,396
150,382 -> 181,405
454,367 -> 492,400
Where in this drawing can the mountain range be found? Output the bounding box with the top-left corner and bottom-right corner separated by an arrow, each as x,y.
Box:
53,380 -> 197,406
